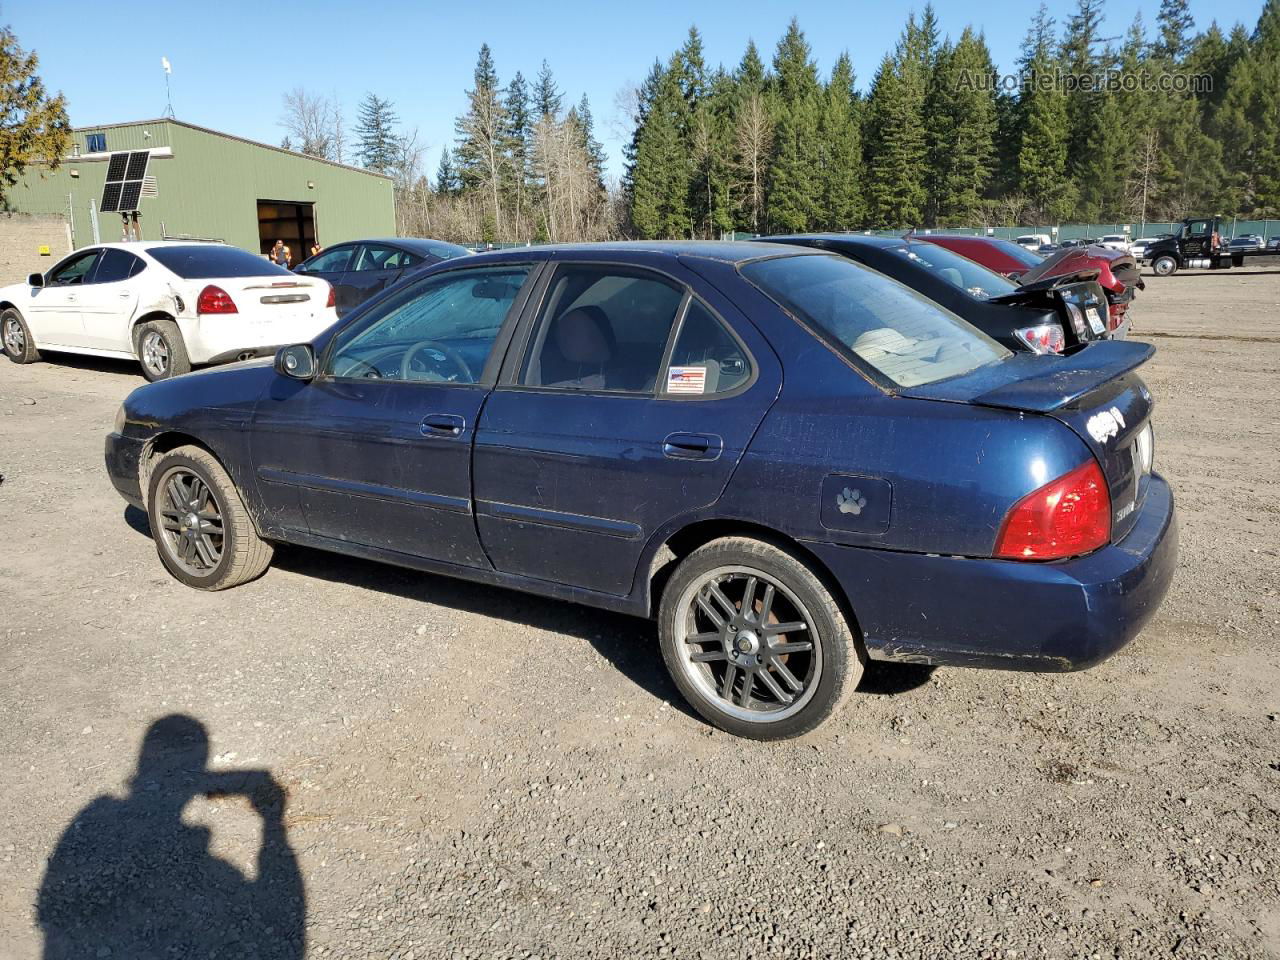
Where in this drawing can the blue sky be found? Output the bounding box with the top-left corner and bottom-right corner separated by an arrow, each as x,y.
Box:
8,0 -> 1264,181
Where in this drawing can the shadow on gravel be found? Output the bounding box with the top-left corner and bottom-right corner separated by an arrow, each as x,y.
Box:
37,715 -> 306,960
124,504 -> 151,536
271,544 -> 703,721
36,351 -> 144,379
857,661 -> 935,696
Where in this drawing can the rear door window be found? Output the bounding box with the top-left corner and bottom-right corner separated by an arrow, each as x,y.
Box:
520,265 -> 684,393
742,253 -> 1009,388
663,300 -> 752,396
91,248 -> 145,284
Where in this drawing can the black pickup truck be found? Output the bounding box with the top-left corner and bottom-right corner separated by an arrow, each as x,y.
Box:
1144,216 -> 1276,276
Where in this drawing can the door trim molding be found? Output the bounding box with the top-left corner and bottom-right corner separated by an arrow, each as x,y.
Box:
257,466 -> 472,514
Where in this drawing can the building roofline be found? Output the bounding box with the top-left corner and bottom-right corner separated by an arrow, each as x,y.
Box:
70,118 -> 393,181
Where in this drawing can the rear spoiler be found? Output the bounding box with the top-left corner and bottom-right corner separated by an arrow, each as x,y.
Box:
902,340 -> 1155,414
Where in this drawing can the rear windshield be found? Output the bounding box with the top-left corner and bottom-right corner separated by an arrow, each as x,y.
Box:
146,245 -> 291,279
892,242 -> 1018,300
989,239 -> 1045,268
742,254 -> 1009,387
422,241 -> 471,260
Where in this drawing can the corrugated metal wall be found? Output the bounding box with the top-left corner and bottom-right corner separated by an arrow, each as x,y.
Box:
7,120 -> 395,252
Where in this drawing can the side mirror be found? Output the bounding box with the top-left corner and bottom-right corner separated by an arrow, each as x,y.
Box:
27,273 -> 44,288
275,343 -> 316,380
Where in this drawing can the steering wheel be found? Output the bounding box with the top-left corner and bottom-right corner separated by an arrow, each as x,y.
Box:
400,339 -> 474,382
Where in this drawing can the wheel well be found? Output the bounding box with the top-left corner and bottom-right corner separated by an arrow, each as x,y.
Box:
139,432 -> 219,491
646,519 -> 860,637
0,300 -> 17,315
131,311 -> 177,347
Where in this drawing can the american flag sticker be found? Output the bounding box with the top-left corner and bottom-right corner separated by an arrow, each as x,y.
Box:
666,365 -> 706,395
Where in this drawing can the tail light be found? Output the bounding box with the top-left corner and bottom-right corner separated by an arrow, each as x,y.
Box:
197,285 -> 238,315
1014,323 -> 1065,355
326,284 -> 336,309
995,460 -> 1111,560
1108,302 -> 1126,330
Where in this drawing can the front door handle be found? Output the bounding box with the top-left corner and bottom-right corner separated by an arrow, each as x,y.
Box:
421,413 -> 465,437
663,432 -> 722,461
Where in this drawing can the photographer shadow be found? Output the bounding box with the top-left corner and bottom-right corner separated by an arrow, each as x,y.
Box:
37,715 -> 306,960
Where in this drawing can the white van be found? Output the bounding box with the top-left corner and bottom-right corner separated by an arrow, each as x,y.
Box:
1014,234 -> 1052,251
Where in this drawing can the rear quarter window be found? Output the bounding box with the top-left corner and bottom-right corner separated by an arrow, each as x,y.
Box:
742,253 -> 1009,388
146,245 -> 292,279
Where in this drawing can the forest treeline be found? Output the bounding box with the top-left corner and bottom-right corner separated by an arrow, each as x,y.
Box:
281,0 -> 1280,242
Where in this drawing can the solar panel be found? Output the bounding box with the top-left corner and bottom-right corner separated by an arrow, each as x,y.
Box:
100,150 -> 151,213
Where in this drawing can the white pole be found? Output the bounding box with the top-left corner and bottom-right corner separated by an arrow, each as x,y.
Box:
89,198 -> 101,244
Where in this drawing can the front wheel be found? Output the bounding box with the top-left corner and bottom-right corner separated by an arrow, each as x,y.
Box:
658,537 -> 863,740
2,308 -> 41,364
147,445 -> 273,590
1152,255 -> 1178,277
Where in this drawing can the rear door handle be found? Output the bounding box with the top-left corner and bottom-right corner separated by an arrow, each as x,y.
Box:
420,413 -> 465,437
663,432 -> 722,461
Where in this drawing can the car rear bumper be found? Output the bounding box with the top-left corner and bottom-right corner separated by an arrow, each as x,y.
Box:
804,473 -> 1178,671
179,309 -> 337,365
105,431 -> 146,509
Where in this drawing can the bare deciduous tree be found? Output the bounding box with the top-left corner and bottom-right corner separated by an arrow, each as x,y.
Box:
734,92 -> 772,235
278,88 -> 342,161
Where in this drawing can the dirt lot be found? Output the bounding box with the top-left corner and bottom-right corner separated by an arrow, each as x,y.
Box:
1,267 -> 1278,959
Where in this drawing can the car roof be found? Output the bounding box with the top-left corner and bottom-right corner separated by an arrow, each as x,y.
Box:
767,233 -> 914,250
330,237 -> 466,253
73,240 -> 233,254
462,240 -> 820,264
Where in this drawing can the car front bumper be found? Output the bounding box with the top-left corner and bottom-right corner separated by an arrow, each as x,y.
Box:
804,473 -> 1178,671
105,431 -> 147,509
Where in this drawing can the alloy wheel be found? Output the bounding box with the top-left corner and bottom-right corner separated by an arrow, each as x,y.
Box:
155,467 -> 224,575
2,317 -> 23,355
674,565 -> 822,723
142,331 -> 170,377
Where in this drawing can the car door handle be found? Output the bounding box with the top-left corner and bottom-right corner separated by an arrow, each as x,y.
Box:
663,432 -> 722,460
118,291 -> 131,298
421,413 -> 465,437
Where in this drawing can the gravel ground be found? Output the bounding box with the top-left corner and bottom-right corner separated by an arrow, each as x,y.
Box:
1,267 -> 1278,959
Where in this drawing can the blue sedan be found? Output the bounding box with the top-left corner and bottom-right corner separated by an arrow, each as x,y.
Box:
105,243 -> 1177,739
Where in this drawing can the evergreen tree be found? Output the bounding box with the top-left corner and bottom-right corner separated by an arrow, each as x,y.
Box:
454,44 -> 508,235
675,26 -> 708,104
766,18 -> 823,231
503,71 -> 533,228
688,67 -> 736,237
927,29 -> 998,224
354,93 -> 399,173
630,61 -> 692,238
574,93 -> 608,190
732,41 -> 773,232
736,39 -> 767,93
1154,0 -> 1195,62
816,52 -> 862,229
435,146 -> 460,195
863,13 -> 931,228
1017,4 -> 1075,219
1060,0 -> 1106,188
534,60 -> 563,119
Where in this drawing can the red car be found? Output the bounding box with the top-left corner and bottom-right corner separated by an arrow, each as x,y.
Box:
918,236 -> 1142,336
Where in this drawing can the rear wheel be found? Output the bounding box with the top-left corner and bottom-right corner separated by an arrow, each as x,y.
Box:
136,319 -> 191,381
1152,255 -> 1178,277
146,445 -> 273,590
658,537 -> 863,740
2,309 -> 40,364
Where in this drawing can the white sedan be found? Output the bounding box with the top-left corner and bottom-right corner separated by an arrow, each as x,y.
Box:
1,242 -> 338,381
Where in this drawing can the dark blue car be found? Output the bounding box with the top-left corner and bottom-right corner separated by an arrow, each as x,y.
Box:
105,243 -> 1177,739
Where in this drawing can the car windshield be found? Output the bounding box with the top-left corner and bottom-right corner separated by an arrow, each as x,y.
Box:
989,239 -> 1045,267
891,242 -> 1018,300
742,253 -> 1009,387
146,245 -> 292,279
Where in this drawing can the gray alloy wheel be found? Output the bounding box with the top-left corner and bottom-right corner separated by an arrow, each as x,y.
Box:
1152,255 -> 1178,277
658,537 -> 863,740
141,330 -> 171,379
146,445 -> 273,590
672,565 -> 823,723
135,319 -> 191,382
1,309 -> 40,364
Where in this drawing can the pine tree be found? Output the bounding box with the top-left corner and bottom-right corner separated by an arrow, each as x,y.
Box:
435,146 -> 460,195
503,71 -> 533,230
454,44 -> 508,236
1016,4 -> 1075,219
354,93 -> 399,173
1154,0 -> 1195,62
927,29 -> 998,225
766,18 -> 823,231
1060,0 -> 1106,188
630,61 -> 692,238
816,52 -> 862,229
0,26 -> 70,201
863,13 -> 931,228
574,93 -> 607,189
534,60 -> 563,120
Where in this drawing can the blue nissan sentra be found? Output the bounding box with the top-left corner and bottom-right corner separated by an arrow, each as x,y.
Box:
105,243 -> 1177,740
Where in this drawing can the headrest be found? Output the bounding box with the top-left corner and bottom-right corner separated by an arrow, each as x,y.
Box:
555,306 -> 613,364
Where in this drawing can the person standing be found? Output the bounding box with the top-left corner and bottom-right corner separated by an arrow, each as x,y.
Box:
269,240 -> 293,269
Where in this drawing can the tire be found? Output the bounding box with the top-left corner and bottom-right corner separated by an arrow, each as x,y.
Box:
658,536 -> 864,740
146,445 -> 273,590
1152,255 -> 1178,277
135,319 -> 191,381
2,308 -> 41,364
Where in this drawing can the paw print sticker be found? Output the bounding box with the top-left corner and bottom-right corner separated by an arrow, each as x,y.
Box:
836,487 -> 867,516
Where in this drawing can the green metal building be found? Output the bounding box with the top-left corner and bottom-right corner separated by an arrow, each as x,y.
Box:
7,119 -> 395,259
